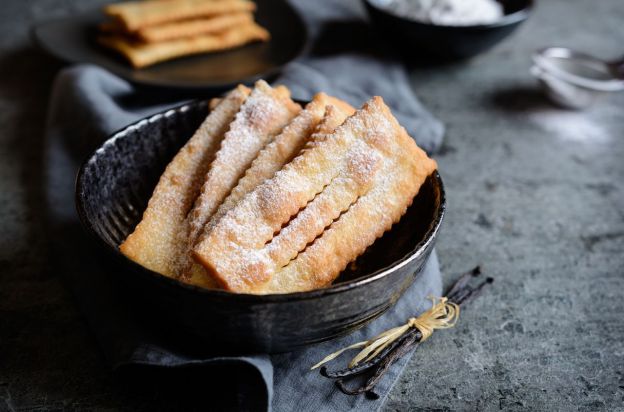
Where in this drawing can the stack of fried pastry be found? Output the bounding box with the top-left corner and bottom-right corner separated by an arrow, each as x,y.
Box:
120,80 -> 437,294
98,0 -> 269,68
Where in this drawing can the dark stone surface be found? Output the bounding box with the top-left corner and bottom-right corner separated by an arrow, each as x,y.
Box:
384,0 -> 624,410
1,0 -> 623,410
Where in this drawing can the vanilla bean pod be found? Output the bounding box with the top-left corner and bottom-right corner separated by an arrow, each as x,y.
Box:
322,267 -> 487,380
319,266 -> 492,397
320,328 -> 420,379
337,328 -> 422,399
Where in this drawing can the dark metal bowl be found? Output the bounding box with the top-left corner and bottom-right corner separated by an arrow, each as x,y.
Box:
364,0 -> 533,61
75,100 -> 445,353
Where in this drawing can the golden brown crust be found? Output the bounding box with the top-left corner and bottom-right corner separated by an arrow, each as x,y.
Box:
188,81 -> 300,243
118,85 -> 250,277
183,96 -> 354,287
192,96 -> 437,293
136,13 -> 254,43
177,81 -> 300,284
208,97 -> 222,110
205,94 -> 354,233
265,139 -> 381,272
191,106 -> 367,290
264,99 -> 437,293
104,0 -> 257,31
121,84 -> 434,295
191,99 -> 378,291
97,22 -> 270,68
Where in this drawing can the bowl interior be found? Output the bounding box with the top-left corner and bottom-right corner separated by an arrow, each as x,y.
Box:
76,101 -> 443,294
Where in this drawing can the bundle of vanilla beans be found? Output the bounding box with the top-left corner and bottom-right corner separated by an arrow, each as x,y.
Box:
314,266 -> 492,399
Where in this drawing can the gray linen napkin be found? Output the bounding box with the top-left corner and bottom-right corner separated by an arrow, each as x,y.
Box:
281,0 -> 444,153
43,1 -> 445,410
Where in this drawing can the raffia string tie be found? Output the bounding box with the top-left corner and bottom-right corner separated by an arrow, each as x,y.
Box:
311,296 -> 460,370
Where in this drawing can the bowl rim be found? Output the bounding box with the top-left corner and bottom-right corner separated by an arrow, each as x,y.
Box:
75,99 -> 446,303
364,0 -> 534,29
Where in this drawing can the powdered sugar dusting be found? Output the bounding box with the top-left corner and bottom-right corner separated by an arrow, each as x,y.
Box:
262,97 -> 436,293
194,96 -> 436,293
188,80 -> 299,242
177,81 -> 299,281
530,110 -> 610,143
204,96 -> 329,234
120,85 -> 249,279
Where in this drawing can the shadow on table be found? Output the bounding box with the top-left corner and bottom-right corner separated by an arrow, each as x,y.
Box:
309,19 -> 469,70
0,45 -> 63,235
115,363 -> 267,411
310,20 -> 386,57
488,85 -> 553,112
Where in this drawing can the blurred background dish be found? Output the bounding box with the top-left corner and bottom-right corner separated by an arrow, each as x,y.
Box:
364,0 -> 533,61
31,0 -> 306,92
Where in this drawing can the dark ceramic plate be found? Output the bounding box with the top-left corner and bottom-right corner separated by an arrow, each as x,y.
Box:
75,100 -> 445,353
32,0 -> 306,91
364,0 -> 533,60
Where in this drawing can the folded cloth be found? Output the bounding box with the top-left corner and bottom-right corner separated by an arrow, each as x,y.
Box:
43,1 -> 445,410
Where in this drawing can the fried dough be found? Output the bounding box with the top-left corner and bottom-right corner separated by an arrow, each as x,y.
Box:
263,99 -> 437,293
208,85 -> 290,111
119,85 -> 250,276
104,0 -> 256,31
98,22 -> 269,68
205,94 -> 354,233
193,96 -> 436,293
136,13 -> 254,43
175,81 -> 300,286
208,97 -> 222,110
265,138 -> 381,272
182,98 -> 354,286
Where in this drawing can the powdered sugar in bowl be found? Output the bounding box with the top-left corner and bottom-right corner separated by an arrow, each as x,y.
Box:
364,0 -> 533,60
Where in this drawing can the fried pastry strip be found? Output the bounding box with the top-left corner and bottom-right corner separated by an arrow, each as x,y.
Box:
190,98 -> 384,290
192,114 -> 362,279
183,101 -> 354,287
265,139 -> 381,271
136,13 -> 254,43
188,80 -> 300,243
208,97 -> 222,110
175,81 -> 299,286
104,0 -> 257,31
119,85 -> 250,276
193,97 -> 437,293
207,84 -> 294,112
264,100 -> 437,293
206,94 -> 354,233
98,22 -> 269,68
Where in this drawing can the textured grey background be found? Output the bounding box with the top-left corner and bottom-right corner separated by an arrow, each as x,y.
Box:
1,0 -> 623,411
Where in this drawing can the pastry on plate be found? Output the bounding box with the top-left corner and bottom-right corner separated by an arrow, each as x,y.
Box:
135,13 -> 255,43
99,0 -> 269,67
104,0 -> 257,31
97,22 -> 269,68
